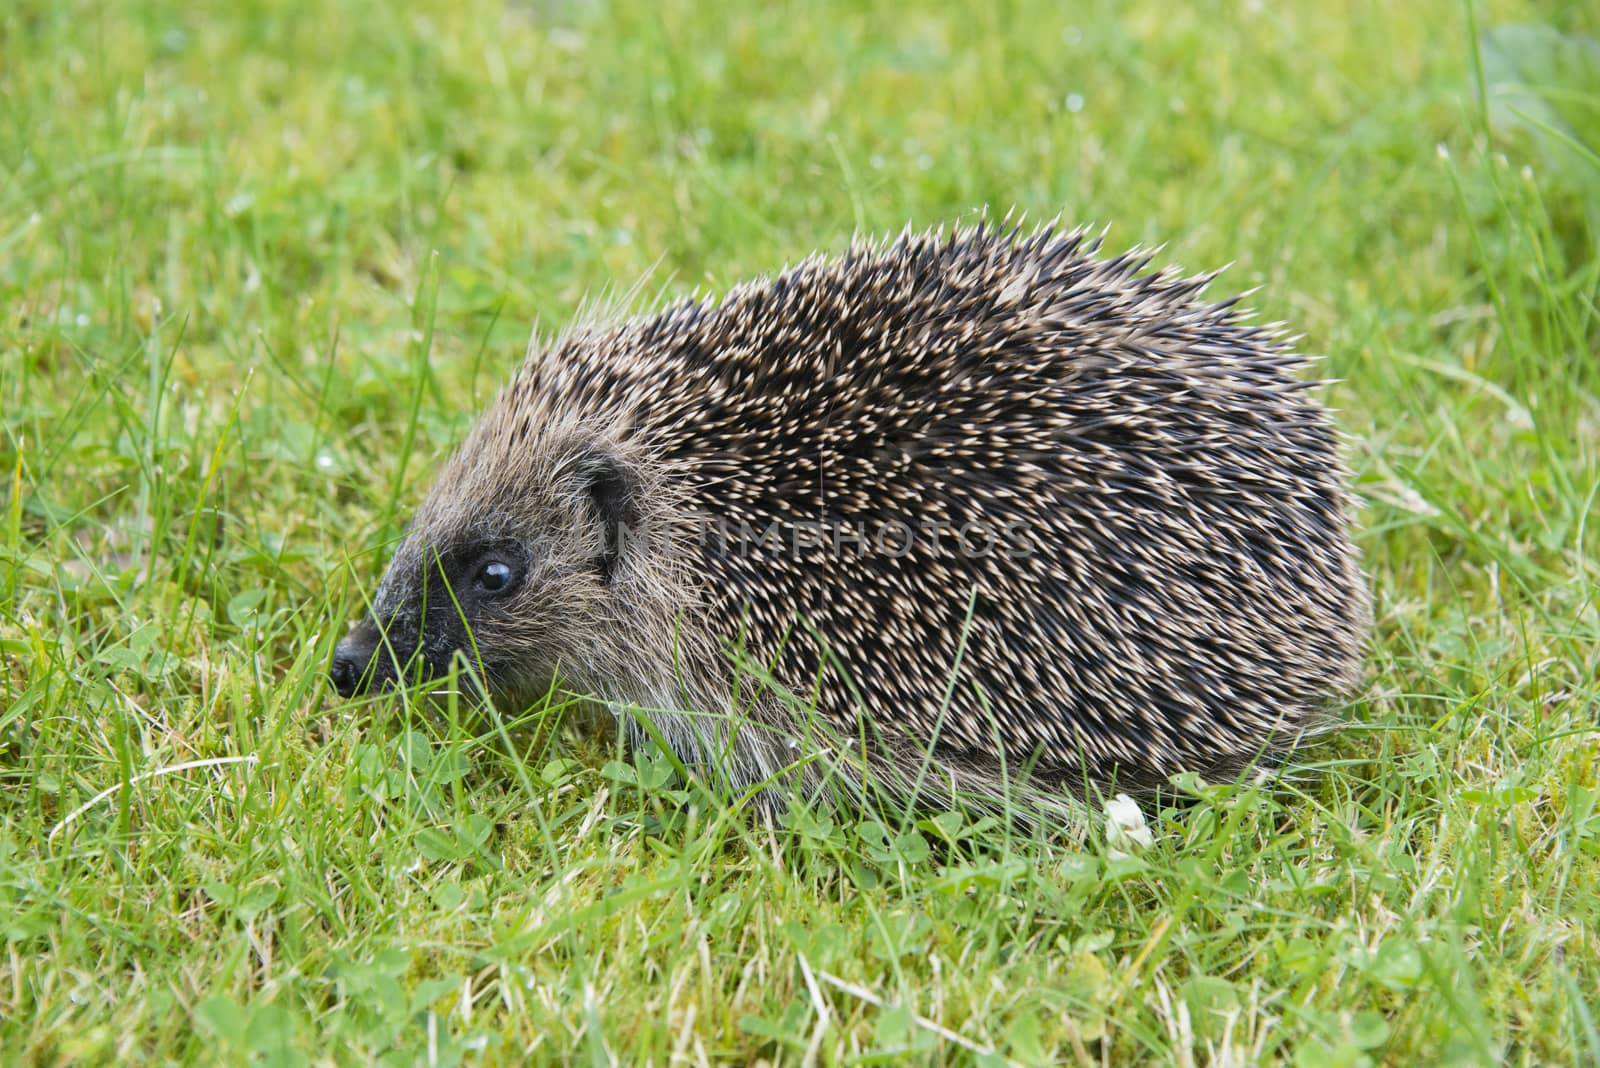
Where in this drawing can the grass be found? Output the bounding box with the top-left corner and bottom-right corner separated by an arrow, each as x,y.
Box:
3,0 -> 1599,1062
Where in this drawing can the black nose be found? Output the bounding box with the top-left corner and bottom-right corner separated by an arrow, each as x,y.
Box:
329,636 -> 374,698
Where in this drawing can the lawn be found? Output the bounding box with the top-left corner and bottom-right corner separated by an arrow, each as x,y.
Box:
3,0 -> 1598,1063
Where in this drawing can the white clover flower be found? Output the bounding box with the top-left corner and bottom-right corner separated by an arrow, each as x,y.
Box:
1103,793 -> 1155,860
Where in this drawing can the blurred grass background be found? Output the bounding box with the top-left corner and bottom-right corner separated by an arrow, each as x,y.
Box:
2,0 -> 1598,1063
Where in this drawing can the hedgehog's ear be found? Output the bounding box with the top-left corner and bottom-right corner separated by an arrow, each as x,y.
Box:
571,448 -> 639,583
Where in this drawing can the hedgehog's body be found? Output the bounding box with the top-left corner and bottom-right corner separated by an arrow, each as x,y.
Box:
331,224 -> 1370,809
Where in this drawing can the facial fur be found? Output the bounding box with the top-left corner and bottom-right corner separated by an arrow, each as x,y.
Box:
332,426 -> 705,718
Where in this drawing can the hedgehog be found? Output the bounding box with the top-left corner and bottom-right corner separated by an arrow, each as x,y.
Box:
329,221 -> 1371,812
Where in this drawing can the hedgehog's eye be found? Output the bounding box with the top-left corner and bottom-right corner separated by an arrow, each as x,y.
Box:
475,560 -> 516,594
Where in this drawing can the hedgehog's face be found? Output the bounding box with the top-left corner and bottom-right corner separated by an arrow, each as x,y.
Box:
328,444 -> 640,710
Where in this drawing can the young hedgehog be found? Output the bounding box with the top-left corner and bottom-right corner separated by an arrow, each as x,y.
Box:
330,222 -> 1370,811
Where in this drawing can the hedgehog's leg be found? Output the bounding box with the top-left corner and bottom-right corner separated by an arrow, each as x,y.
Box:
606,694 -> 825,814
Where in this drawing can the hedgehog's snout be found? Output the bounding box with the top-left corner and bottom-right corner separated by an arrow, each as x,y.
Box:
330,618 -> 383,698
